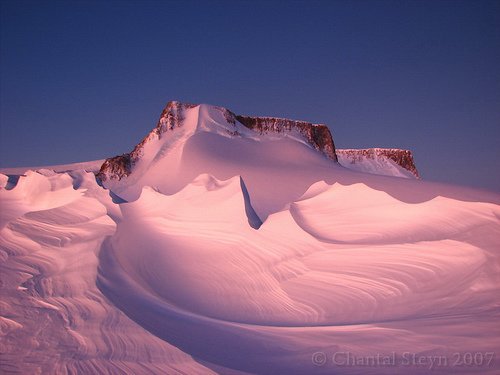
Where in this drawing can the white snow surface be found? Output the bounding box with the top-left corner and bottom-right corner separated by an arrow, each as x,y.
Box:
0,159 -> 104,176
1,103 -> 500,374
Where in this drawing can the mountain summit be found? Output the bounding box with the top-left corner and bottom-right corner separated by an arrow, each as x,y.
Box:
98,100 -> 418,184
95,101 -> 420,218
97,101 -> 338,182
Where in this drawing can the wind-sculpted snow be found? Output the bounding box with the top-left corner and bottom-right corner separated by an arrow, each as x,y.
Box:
0,170 -> 84,229
96,175 -> 500,374
1,103 -> 500,374
290,181 -> 499,244
0,170 -> 218,374
1,168 -> 499,373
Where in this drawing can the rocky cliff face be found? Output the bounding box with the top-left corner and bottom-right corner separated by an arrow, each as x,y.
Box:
97,101 -> 338,182
234,116 -> 337,161
336,148 -> 419,178
97,155 -> 133,182
97,101 -> 196,182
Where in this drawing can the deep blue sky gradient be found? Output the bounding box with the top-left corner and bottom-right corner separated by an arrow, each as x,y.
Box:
1,0 -> 499,190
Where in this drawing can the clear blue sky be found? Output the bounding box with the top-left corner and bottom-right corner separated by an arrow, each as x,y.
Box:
1,0 -> 499,190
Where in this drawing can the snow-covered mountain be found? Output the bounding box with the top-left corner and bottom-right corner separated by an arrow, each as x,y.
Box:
97,101 -> 418,184
95,101 -> 419,219
1,101 -> 499,374
97,101 -> 337,183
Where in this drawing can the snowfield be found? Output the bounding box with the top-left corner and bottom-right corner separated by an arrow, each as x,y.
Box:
1,103 -> 499,374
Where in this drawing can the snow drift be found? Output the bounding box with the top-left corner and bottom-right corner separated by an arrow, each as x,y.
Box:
1,101 -> 499,374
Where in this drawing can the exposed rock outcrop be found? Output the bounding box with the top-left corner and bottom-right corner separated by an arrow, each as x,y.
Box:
336,148 -> 419,178
97,101 -> 196,182
98,155 -> 133,181
235,116 -> 337,161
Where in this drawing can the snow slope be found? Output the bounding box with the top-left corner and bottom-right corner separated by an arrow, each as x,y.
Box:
1,102 -> 499,374
0,159 -> 104,176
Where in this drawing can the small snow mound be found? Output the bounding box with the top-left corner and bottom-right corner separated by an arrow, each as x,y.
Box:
0,174 -> 9,189
36,168 -> 57,176
191,173 -> 234,191
296,180 -> 332,201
